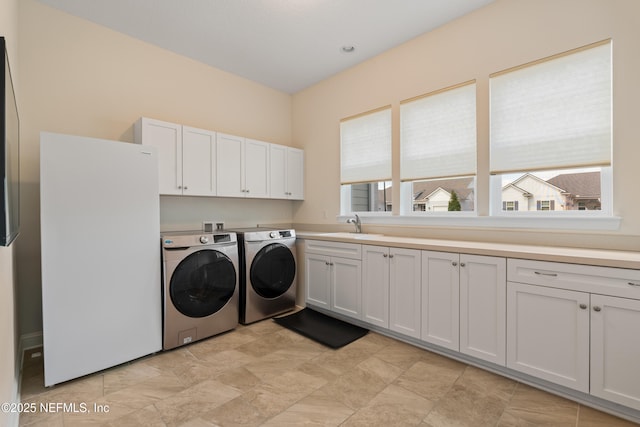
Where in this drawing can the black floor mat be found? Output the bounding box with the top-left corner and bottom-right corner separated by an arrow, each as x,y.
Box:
273,308 -> 368,349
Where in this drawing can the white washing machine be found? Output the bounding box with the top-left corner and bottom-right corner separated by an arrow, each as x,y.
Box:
162,231 -> 239,350
231,228 -> 297,324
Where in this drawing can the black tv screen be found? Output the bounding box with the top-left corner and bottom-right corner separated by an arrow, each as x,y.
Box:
1,36 -> 20,246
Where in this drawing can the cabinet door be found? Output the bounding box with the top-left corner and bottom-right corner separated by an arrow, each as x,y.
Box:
269,144 -> 287,199
305,253 -> 331,310
244,138 -> 269,198
136,118 -> 182,195
591,294 -> 640,410
331,257 -> 362,320
389,248 -> 421,339
506,282 -> 589,392
460,255 -> 506,365
182,126 -> 216,196
286,147 -> 304,200
421,251 -> 459,351
216,133 -> 244,197
362,245 -> 389,328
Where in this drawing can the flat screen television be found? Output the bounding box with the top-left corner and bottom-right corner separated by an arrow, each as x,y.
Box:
1,36 -> 20,246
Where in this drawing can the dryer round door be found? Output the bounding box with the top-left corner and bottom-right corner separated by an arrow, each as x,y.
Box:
250,243 -> 296,299
170,249 -> 236,318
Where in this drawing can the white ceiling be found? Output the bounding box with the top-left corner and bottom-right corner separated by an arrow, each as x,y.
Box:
36,0 -> 495,94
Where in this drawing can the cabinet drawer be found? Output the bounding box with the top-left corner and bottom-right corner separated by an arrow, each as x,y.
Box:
508,259 -> 640,299
304,240 -> 361,260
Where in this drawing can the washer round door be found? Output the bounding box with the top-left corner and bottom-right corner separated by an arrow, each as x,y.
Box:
170,250 -> 236,318
250,243 -> 296,299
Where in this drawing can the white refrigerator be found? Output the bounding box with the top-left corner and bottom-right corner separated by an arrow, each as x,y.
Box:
40,132 -> 162,386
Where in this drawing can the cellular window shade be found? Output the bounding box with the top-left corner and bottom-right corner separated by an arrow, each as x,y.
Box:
340,108 -> 391,184
400,83 -> 477,181
490,42 -> 612,174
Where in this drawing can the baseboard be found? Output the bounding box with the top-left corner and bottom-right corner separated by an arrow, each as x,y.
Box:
19,331 -> 43,361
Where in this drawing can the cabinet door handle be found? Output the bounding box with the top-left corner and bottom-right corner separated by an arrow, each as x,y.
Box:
184,186 -> 188,190
383,253 -> 388,258
579,303 -> 588,310
628,282 -> 640,287
593,306 -> 602,312
534,271 -> 558,277
460,262 -> 466,267
325,261 -> 330,266
329,262 -> 334,266
452,261 -> 458,267
389,254 -> 394,258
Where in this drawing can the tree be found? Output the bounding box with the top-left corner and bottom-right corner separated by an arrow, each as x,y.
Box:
448,190 -> 461,211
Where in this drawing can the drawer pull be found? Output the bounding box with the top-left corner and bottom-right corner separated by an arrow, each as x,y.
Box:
628,282 -> 640,287
534,271 -> 558,277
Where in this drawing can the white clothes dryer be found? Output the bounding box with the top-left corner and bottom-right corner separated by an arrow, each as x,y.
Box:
162,231 -> 239,350
231,228 -> 297,324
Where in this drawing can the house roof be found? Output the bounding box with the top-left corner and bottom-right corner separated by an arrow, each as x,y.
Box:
382,177 -> 475,202
546,171 -> 601,198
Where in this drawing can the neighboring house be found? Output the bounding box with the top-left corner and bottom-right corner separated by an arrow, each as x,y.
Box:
546,171 -> 602,210
374,177 -> 475,212
411,177 -> 475,212
501,171 -> 601,211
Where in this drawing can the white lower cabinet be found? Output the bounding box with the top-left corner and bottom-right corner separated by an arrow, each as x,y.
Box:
507,259 -> 640,409
459,255 -> 506,365
506,282 -> 590,392
304,240 -> 362,320
421,251 -> 505,360
362,246 -> 421,338
590,294 -> 640,410
362,245 -> 390,328
303,238 -> 640,417
421,251 -> 460,351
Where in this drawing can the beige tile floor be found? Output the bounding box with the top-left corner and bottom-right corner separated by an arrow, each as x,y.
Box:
19,320 -> 639,427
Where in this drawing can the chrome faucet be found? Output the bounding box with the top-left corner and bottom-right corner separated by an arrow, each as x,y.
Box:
346,214 -> 362,233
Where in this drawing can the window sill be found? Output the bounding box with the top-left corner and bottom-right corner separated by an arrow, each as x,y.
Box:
337,213 -> 621,231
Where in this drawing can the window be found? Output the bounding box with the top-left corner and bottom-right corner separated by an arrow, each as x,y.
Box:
490,41 -> 612,215
340,107 -> 392,214
400,82 -> 477,213
504,201 -> 518,211
406,176 -> 475,213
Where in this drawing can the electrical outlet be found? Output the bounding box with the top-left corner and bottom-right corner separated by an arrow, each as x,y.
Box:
203,221 -> 214,232
216,222 -> 225,231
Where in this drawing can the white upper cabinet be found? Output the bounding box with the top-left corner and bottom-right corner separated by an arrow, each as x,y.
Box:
244,138 -> 270,198
216,133 -> 269,198
136,118 -> 302,200
135,118 -> 216,197
135,118 -> 183,195
182,126 -> 216,196
270,144 -> 304,200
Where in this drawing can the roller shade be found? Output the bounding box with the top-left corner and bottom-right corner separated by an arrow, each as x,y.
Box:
400,82 -> 476,181
340,107 -> 391,184
490,41 -> 612,174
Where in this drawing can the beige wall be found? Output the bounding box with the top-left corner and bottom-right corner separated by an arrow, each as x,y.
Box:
292,0 -> 640,250
1,0 -> 20,424
17,0 -> 295,336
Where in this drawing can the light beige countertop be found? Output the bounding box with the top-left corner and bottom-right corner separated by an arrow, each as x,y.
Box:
296,231 -> 640,270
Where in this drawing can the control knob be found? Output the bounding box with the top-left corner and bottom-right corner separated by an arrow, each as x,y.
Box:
199,236 -> 209,244
270,231 -> 278,238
